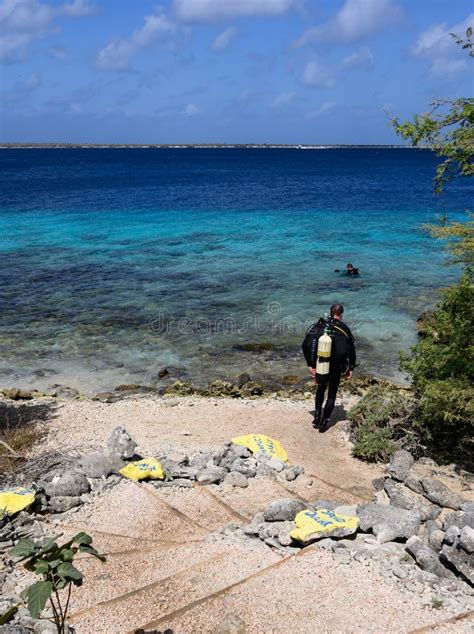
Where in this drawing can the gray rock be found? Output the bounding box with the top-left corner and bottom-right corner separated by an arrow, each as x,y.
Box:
213,613 -> 247,634
281,468 -> 297,481
459,526 -> 474,554
189,451 -> 213,471
48,496 -> 82,513
419,477 -> 464,510
425,519 -> 442,537
404,474 -> 424,495
224,472 -> 249,488
34,620 -> 61,634
277,524 -> 295,547
229,444 -> 251,459
443,510 -> 474,531
268,458 -> 285,472
443,525 -> 460,546
357,503 -> 421,543
43,471 -> 90,498
428,530 -> 445,552
243,512 -> 265,536
106,426 -> 137,460
461,501 -> 474,513
263,498 -> 307,522
406,536 -> 447,577
384,478 -> 441,521
196,467 -> 226,484
311,499 -> 336,510
79,451 -> 125,478
0,627 -> 30,634
333,505 -> 358,516
440,542 -> 474,584
388,450 -> 414,481
228,458 -> 256,478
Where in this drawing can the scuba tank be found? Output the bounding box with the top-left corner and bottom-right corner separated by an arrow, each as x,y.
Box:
316,329 -> 332,377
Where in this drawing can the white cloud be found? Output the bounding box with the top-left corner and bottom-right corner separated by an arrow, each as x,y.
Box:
212,26 -> 237,51
272,91 -> 295,107
48,44 -> 66,59
411,14 -> 473,75
306,101 -> 336,119
96,9 -> 176,70
173,0 -> 297,23
294,0 -> 403,47
4,69 -> 41,101
301,58 -> 335,88
182,103 -> 200,116
341,45 -> 374,70
0,0 -> 98,63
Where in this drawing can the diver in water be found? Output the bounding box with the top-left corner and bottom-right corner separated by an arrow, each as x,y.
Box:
334,263 -> 360,276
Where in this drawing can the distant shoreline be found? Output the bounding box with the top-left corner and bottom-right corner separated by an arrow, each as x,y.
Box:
0,143 -> 422,150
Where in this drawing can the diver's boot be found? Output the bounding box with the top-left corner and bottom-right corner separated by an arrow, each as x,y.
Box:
319,418 -> 329,433
312,409 -> 322,428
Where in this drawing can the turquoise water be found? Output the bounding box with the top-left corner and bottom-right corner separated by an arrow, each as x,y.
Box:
0,148 -> 470,392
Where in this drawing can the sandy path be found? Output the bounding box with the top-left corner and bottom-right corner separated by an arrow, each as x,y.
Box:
35,393 -> 382,497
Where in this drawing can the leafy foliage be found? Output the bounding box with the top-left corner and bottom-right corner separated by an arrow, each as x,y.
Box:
10,532 -> 105,633
424,215 -> 474,267
390,28 -> 474,194
401,271 -> 474,469
348,385 -> 415,462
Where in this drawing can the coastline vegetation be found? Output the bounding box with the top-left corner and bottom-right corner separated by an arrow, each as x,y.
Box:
350,28 -> 474,470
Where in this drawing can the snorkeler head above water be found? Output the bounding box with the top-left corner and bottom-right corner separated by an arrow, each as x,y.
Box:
334,263 -> 360,276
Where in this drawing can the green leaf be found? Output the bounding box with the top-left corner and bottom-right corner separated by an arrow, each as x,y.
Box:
21,581 -> 53,619
10,539 -> 36,559
57,562 -> 83,581
34,561 -> 50,575
59,548 -> 74,562
73,532 -> 92,545
0,604 -> 19,625
78,544 -> 106,562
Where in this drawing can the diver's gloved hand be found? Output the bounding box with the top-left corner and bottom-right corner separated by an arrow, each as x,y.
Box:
345,370 -> 353,380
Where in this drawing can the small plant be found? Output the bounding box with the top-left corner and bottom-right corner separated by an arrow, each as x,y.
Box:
11,532 -> 106,633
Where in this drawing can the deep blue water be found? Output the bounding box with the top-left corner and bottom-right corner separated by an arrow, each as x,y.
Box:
0,148 -> 471,392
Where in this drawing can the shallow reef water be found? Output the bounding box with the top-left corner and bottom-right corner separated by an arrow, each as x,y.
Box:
0,147 -> 471,393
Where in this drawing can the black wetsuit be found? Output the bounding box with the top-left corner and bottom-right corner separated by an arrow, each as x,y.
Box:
315,318 -> 356,424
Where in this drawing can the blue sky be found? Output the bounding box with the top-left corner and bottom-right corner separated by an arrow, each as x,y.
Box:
1,0 -> 473,143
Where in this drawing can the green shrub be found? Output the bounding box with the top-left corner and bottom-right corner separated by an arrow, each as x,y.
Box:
348,385 -> 414,462
401,270 -> 474,469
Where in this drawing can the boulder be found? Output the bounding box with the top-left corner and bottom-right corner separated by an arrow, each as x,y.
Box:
334,505 -> 358,516
268,458 -> 285,472
428,530 -> 445,552
228,458 -> 256,478
443,526 -> 460,546
49,496 -> 82,513
406,536 -> 447,577
79,451 -> 125,478
224,472 -> 249,488
106,427 -> 137,460
206,380 -> 240,397
357,503 -> 421,543
43,471 -> 90,498
384,478 -> 441,521
404,474 -> 424,495
419,477 -> 464,510
459,526 -> 474,554
388,450 -> 414,482
443,510 -> 474,531
229,444 -> 251,458
440,542 -> 474,585
196,467 -> 226,485
243,512 -> 265,536
311,499 -> 336,510
263,499 -> 307,522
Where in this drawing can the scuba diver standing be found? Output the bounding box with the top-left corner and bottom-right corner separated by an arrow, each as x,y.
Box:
302,303 -> 356,433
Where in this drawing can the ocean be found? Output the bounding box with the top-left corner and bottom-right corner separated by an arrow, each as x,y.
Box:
0,147 -> 471,394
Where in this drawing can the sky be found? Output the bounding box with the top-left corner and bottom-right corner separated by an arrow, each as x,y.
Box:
1,0 -> 473,143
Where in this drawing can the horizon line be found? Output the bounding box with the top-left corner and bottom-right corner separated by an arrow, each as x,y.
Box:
0,142 -> 420,149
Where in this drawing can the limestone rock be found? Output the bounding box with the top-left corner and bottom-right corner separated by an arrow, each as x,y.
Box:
224,472 -> 249,488
428,530 -> 445,552
388,450 -> 414,482
419,477 -> 463,510
384,478 -> 441,521
268,458 -> 285,472
357,503 -> 421,543
43,471 -> 90,498
79,451 -> 125,478
443,510 -> 474,531
263,499 -> 307,522
443,526 -> 460,546
440,542 -> 474,585
49,496 -> 82,513
406,536 -> 447,577
196,467 -> 226,484
106,426 -> 137,460
311,499 -> 336,510
459,526 -> 474,554
229,444 -> 251,458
